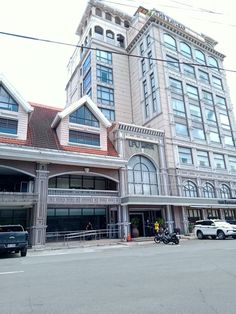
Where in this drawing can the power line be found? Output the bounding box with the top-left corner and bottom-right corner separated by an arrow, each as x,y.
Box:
0,30 -> 236,73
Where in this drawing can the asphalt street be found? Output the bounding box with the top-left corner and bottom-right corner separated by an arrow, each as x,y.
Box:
0,239 -> 236,314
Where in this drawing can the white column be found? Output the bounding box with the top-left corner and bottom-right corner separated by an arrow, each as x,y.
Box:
166,205 -> 174,233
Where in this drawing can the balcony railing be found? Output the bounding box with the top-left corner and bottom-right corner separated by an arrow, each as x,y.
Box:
0,192 -> 37,205
48,188 -> 118,196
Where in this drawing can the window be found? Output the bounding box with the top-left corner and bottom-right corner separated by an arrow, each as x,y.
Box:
0,86 -> 18,112
69,105 -> 99,127
176,123 -> 189,137
186,84 -> 199,100
106,30 -> 114,39
214,153 -> 225,169
216,95 -> 226,108
180,42 -> 192,58
224,135 -> 234,146
195,50 -> 206,64
229,156 -> 236,171
124,20 -> 130,28
115,16 -> 121,25
83,70 -> 91,93
140,42 -> 144,55
208,56 -> 219,71
209,131 -> 220,143
190,104 -> 202,122
95,8 -> 102,17
220,113 -> 230,130
192,127 -> 205,140
220,184 -> 231,199
141,59 -> 146,75
105,12 -> 112,20
100,108 -> 115,121
203,182 -> 215,198
148,51 -> 153,68
146,34 -> 151,47
96,50 -> 112,64
128,155 -> 158,195
205,109 -> 216,125
197,150 -> 210,167
183,63 -> 195,78
97,65 -> 113,84
69,130 -> 100,146
94,26 -> 103,35
166,55 -> 180,72
150,73 -> 157,112
202,90 -> 213,105
183,181 -> 198,197
199,70 -> 210,84
143,80 -> 149,118
169,78 -> 183,94
172,97 -> 186,117
212,76 -> 223,90
97,85 -> 114,106
117,34 -> 125,48
0,118 -> 17,134
178,147 -> 192,164
164,34 -> 177,51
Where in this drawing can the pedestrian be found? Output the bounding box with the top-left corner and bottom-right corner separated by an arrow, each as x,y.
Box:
154,220 -> 160,235
85,222 -> 93,240
145,219 -> 151,237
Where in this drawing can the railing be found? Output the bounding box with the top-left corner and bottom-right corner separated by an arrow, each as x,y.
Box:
48,189 -> 119,197
0,192 -> 37,204
64,228 -> 120,244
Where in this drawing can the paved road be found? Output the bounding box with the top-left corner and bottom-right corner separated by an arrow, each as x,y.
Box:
0,239 -> 236,314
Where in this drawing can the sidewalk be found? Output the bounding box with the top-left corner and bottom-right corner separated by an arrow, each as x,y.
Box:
29,235 -> 194,252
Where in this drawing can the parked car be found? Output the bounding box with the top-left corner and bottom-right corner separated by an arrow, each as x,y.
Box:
194,219 -> 236,240
0,225 -> 28,256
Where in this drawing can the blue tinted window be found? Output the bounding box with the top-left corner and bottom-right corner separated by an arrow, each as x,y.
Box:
96,50 -> 112,64
97,65 -> 113,84
0,86 -> 18,112
0,118 -> 17,134
69,105 -> 99,127
83,53 -> 91,74
69,130 -> 100,146
97,85 -> 114,106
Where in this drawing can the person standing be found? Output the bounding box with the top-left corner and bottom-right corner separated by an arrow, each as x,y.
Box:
154,220 -> 160,235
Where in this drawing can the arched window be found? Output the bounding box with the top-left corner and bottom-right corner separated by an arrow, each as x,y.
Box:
164,33 -> 177,51
128,155 -> 158,195
95,26 -> 103,35
117,34 -> 125,48
124,20 -> 130,28
195,49 -> 206,64
183,181 -> 198,197
115,16 -> 121,25
95,8 -> 102,17
220,184 -> 231,199
105,12 -> 112,20
208,56 -> 219,71
203,182 -> 215,198
180,42 -> 192,58
106,30 -> 114,39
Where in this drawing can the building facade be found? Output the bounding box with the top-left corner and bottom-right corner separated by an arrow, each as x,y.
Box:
1,1 -> 236,246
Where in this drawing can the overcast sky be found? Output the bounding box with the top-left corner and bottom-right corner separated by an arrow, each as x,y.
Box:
0,0 -> 236,109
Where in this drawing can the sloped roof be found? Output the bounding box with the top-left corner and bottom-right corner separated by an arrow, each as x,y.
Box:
0,74 -> 33,113
51,95 -> 111,129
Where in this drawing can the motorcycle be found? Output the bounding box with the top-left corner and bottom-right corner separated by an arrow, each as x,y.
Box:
154,229 -> 180,245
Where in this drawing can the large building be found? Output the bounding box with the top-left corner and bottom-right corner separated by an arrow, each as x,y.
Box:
1,0 -> 236,246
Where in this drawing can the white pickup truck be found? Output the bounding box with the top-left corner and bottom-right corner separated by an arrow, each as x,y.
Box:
194,219 -> 236,240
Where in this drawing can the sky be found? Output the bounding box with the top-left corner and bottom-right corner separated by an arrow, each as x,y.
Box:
0,0 -> 236,109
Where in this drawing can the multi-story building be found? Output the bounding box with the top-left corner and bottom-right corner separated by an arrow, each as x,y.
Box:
1,0 -> 236,246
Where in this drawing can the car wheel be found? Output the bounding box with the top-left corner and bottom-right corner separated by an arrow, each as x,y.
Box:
197,230 -> 204,239
232,235 -> 236,239
21,249 -> 27,257
211,235 -> 216,240
217,230 -> 225,240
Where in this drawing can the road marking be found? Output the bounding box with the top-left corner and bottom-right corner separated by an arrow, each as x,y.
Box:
0,271 -> 24,275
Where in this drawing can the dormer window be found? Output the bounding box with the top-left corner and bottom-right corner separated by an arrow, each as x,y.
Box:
69,130 -> 100,146
0,86 -> 18,112
95,26 -> 104,35
115,16 -> 121,25
95,8 -> 102,17
69,105 -> 99,127
0,117 -> 18,134
105,12 -> 112,21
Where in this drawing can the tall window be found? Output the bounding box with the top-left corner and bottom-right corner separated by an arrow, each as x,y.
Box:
208,56 -> 219,71
83,53 -> 91,74
169,78 -> 183,94
216,95 -> 226,108
115,16 -> 121,25
172,97 -> 186,117
148,51 -> 153,68
190,104 -> 202,122
83,70 -> 91,93
195,50 -> 206,64
178,147 -> 192,164
186,84 -> 199,100
0,86 -> 18,112
69,130 -> 100,146
0,118 -> 17,134
128,155 -> 158,195
229,156 -> 236,171
143,80 -> 149,118
176,123 -> 189,137
140,42 -> 144,55
96,50 -> 112,64
97,85 -> 114,106
197,150 -> 210,167
183,181 -> 198,197
146,34 -> 151,47
199,70 -> 210,84
192,126 -> 205,140
205,109 -> 217,125
97,65 -> 113,84
209,131 -> 220,143
69,105 -> 99,127
180,42 -> 192,58
183,63 -> 195,78
166,55 -> 180,72
219,113 -> 230,130
203,182 -> 215,198
100,108 -> 115,121
164,34 -> 177,51
150,73 -> 157,112
141,59 -> 146,75
202,90 -> 213,105
220,184 -> 231,199
212,76 -> 223,90
214,153 -> 225,169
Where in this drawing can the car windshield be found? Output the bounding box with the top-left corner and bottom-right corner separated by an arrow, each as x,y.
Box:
0,226 -> 24,232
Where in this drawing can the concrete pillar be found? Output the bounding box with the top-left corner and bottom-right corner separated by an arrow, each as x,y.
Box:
166,205 -> 174,233
181,206 -> 189,235
159,141 -> 168,195
30,164 -> 49,247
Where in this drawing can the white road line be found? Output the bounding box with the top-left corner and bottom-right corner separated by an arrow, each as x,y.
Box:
0,271 -> 24,275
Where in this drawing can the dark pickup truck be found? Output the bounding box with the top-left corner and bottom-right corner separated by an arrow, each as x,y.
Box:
0,225 -> 28,257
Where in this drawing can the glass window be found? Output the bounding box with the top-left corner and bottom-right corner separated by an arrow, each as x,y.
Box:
209,131 -> 220,143
105,12 -> 112,20
124,20 -> 130,28
192,127 -> 205,140
148,51 -> 153,68
0,86 -> 18,112
97,65 -> 113,84
208,56 -> 219,71
186,84 -> 199,100
205,109 -> 216,124
171,97 -> 186,117
176,123 -> 188,137
190,104 -> 202,122
164,34 -> 177,51
199,70 -> 210,84
220,184 -> 231,199
146,34 -> 151,47
224,135 -> 234,146
169,78 -> 183,94
197,150 -> 210,167
166,55 -> 180,72
106,30 -> 114,39
140,42 -> 144,55
97,85 -> 114,106
0,118 -> 17,134
115,16 -> 121,25
69,130 -> 100,146
229,156 -> 236,171
150,73 -> 157,113
95,8 -> 102,17
178,147 -> 192,164
183,181 -> 198,197
141,58 -> 146,75
195,49 -> 206,64
100,108 -> 115,121
180,42 -> 192,58
220,113 -> 230,129
83,70 -> 91,93
203,182 -> 215,198
202,90 -> 213,105
69,105 -> 99,127
216,95 -> 226,108
214,153 -> 225,169
117,34 -> 125,48
183,63 -> 195,78
128,155 -> 158,195
83,53 -> 91,74
212,76 -> 223,90
94,26 -> 103,35
96,50 -> 112,64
